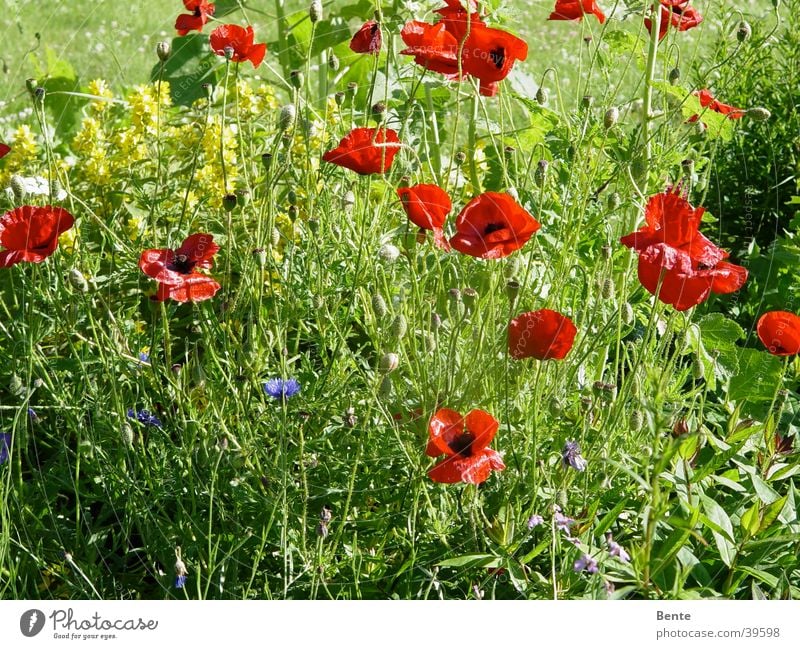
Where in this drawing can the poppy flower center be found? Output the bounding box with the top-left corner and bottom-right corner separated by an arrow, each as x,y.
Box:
449,430 -> 475,457
169,253 -> 195,274
489,47 -> 506,70
194,7 -> 202,16
483,222 -> 506,235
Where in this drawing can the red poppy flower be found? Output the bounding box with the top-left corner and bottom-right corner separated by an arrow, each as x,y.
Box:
548,0 -> 606,24
349,20 -> 382,55
757,311 -> 800,357
449,192 -> 540,259
426,408 -> 505,484
620,188 -> 747,311
645,1 -> 703,41
508,309 -> 577,360
322,127 -> 402,175
0,143 -> 10,159
209,24 -> 267,68
139,233 -> 221,303
461,25 -> 529,85
688,89 -> 745,122
0,205 -> 75,267
400,21 -> 460,77
397,184 -> 452,250
434,0 -> 486,42
175,0 -> 215,36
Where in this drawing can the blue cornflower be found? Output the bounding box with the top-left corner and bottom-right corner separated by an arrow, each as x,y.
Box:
127,408 -> 162,428
562,440 -> 587,472
0,433 -> 10,465
174,574 -> 187,589
138,351 -> 150,364
263,378 -> 301,400
28,408 -> 39,422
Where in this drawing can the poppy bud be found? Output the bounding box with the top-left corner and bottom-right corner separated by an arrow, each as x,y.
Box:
344,407 -> 357,428
391,314 -> 407,340
287,189 -> 298,205
372,293 -> 388,319
692,354 -> 705,380
379,352 -> 400,374
328,52 -> 340,71
222,193 -> 237,211
668,67 -> 681,85
630,409 -> 643,431
371,101 -> 387,121
270,227 -> 281,247
316,522 -> 329,538
252,247 -> 268,267
9,175 -> 26,202
122,422 -> 135,446
548,397 -> 563,417
622,302 -> 634,325
261,152 -> 273,170
448,288 -> 462,303
290,70 -> 304,89
309,0 -> 323,23
9,373 -> 25,397
506,279 -> 520,303
601,244 -> 613,260
601,278 -> 614,300
235,188 -> 250,207
454,151 -> 467,165
334,91 -> 346,105
202,82 -> 214,99
430,313 -> 442,331
603,107 -> 619,129
156,41 -> 171,62
607,192 -> 621,210
535,87 -> 548,105
534,159 -> 548,187
342,190 -> 356,212
279,104 -> 297,131
379,243 -> 401,263
34,86 -> 46,103
379,374 -> 392,398
423,332 -> 436,353
288,205 -> 299,221
26,78 -> 38,96
307,218 -> 319,233
347,81 -> 358,96
581,95 -> 594,109
69,268 -> 89,293
681,158 -> 695,177
736,20 -> 752,42
462,287 -> 478,311
746,107 -> 771,121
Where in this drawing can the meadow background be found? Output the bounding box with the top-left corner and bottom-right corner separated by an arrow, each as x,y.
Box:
0,0 -> 798,599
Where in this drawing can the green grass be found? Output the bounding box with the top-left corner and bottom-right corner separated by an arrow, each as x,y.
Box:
0,0 -> 798,600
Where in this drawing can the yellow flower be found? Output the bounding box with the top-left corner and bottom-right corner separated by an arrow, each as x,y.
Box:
87,79 -> 114,115
59,227 -> 78,254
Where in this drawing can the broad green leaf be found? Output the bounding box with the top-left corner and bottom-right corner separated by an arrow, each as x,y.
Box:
751,473 -> 780,505
728,349 -> 784,402
699,313 -> 744,349
701,496 -> 735,567
740,501 -> 761,537
758,495 -> 788,533
437,553 -> 500,569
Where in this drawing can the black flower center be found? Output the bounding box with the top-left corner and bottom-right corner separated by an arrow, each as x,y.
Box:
194,7 -> 202,16
169,253 -> 195,274
484,222 -> 505,235
489,47 -> 506,70
449,431 -> 475,457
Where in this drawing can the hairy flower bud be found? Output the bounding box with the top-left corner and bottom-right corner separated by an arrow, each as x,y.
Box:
69,268 -> 89,293
535,86 -> 548,105
371,293 -> 388,319
309,0 -> 323,23
279,104 -> 297,131
746,107 -> 771,121
736,20 -> 752,42
156,41 -> 171,62
379,352 -> 399,374
379,243 -> 401,263
534,159 -> 548,187
668,67 -> 681,85
328,52 -> 340,71
391,314 -> 407,339
603,107 -> 619,129
222,193 -> 237,212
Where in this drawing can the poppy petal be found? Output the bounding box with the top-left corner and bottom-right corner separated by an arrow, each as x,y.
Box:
757,311 -> 800,356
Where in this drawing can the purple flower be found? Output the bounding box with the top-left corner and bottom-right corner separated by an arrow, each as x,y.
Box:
527,514 -> 544,529
562,440 -> 587,471
28,408 -> 38,422
0,433 -> 10,465
263,378 -> 301,400
573,554 -> 598,574
607,535 -> 630,563
554,511 -> 575,533
174,574 -> 187,589
127,408 -> 162,428
138,351 -> 150,364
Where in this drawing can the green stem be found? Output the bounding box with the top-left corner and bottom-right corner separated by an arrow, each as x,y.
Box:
641,3 -> 662,187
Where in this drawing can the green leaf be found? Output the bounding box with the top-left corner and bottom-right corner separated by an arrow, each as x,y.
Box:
437,553 -> 500,569
699,313 -> 744,349
740,501 -> 761,538
701,496 -> 736,567
758,495 -> 787,533
751,473 -> 780,505
655,82 -> 735,141
728,349 -> 784,402
152,34 -> 219,107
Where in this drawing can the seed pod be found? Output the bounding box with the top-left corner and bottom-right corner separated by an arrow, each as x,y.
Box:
603,107 -> 619,129
448,288 -> 462,303
681,158 -> 695,177
69,268 -> 89,293
581,95 -> 594,109
692,354 -> 705,380
334,91 -> 345,106
668,67 -> 681,85
156,41 -> 171,62
346,81 -> 358,96
746,107 -> 771,122
252,247 -> 268,267
344,407 -> 357,428
235,188 -> 250,207
371,101 -> 387,121
371,293 -> 388,319
316,522 -> 329,538
622,302 -> 634,325
309,0 -> 323,23
307,218 -> 319,233
462,287 -> 478,311
328,53 -> 340,71
261,152 -> 273,170
607,192 -> 621,210
506,279 -> 520,303
222,193 -> 237,212
33,86 -> 46,103
9,175 -> 27,202
535,87 -> 548,105
601,244 -> 613,260
391,314 -> 407,340
320,505 -> 332,523
454,151 -> 467,165
379,352 -> 400,374
736,20 -> 752,42
534,159 -> 548,187
279,104 -> 296,131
